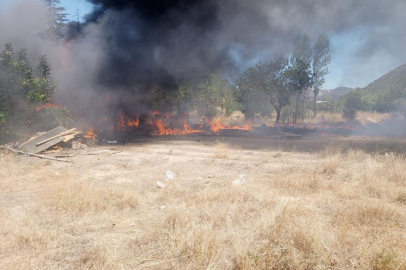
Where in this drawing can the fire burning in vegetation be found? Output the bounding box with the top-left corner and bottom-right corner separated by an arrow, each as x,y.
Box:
83,109 -> 355,140
208,118 -> 252,134
152,111 -> 203,136
84,128 -> 97,139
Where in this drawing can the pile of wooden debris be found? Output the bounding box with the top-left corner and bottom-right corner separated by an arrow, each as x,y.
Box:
1,126 -> 84,162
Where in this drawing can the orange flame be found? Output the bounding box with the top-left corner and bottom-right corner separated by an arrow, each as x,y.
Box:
208,118 -> 251,134
35,103 -> 63,111
117,115 -> 140,131
151,112 -> 251,135
84,128 -> 97,139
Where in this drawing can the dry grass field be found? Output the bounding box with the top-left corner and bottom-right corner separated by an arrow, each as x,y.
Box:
1,135 -> 406,269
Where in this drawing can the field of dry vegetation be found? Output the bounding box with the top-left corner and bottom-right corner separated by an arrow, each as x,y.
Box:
1,136 -> 406,269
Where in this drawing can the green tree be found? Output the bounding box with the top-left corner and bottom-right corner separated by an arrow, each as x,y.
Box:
236,65 -> 272,119
175,84 -> 194,115
194,74 -> 236,118
312,33 -> 331,116
267,57 -> 294,122
341,88 -> 373,121
290,33 -> 312,123
237,58 -> 292,122
0,43 -> 56,123
41,0 -> 69,42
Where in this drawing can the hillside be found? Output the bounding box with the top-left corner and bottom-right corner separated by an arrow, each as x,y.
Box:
364,63 -> 406,95
318,87 -> 353,101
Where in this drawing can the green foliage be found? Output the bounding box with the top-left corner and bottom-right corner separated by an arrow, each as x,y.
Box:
31,107 -> 71,130
312,33 -> 331,115
237,58 -> 292,122
339,88 -> 374,121
235,33 -> 331,123
343,88 -> 374,111
393,98 -> 406,117
360,63 -> 406,114
0,43 -> 56,124
194,74 -> 238,118
223,97 -> 244,116
176,84 -> 193,114
150,74 -> 241,119
236,65 -> 272,118
312,33 -> 331,91
341,107 -> 357,121
317,100 -> 341,112
150,89 -> 176,112
290,33 -> 313,93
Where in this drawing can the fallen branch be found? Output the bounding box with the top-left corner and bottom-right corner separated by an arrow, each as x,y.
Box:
54,154 -> 76,158
0,146 -> 71,163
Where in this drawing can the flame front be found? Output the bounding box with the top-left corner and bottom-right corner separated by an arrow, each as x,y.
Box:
208,118 -> 252,134
151,111 -> 251,135
82,109 -> 355,139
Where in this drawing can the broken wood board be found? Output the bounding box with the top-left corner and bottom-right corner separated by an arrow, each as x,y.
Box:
35,128 -> 76,146
20,126 -> 66,154
62,132 -> 81,142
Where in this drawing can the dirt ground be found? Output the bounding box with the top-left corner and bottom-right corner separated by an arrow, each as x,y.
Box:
1,135 -> 406,269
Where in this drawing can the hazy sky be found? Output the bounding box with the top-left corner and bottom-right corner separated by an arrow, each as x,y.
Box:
1,0 -> 405,89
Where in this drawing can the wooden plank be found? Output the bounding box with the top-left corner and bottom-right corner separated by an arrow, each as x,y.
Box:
20,126 -> 66,154
62,132 -> 81,142
36,128 -> 76,146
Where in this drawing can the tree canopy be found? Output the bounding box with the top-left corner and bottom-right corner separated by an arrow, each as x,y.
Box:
40,0 -> 69,42
0,43 -> 56,122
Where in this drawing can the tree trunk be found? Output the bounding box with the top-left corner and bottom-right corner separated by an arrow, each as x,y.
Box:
302,96 -> 306,121
313,87 -> 319,118
293,92 -> 300,124
276,108 -> 282,123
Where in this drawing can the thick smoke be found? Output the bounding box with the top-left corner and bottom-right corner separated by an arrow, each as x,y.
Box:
0,0 -> 51,64
77,0 -> 406,91
1,0 -> 406,116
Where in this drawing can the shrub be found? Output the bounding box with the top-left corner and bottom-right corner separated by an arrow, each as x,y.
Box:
341,107 -> 357,121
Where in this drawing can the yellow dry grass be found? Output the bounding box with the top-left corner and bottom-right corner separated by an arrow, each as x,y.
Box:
1,139 -> 406,270
305,111 -> 393,125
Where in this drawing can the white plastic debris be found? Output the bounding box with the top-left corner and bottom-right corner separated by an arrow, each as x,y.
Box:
164,170 -> 175,181
208,174 -> 213,178
156,181 -> 165,189
232,174 -> 246,186
130,222 -> 135,227
72,141 -> 87,150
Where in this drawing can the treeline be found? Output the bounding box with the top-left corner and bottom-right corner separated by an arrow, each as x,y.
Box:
155,33 -> 331,124
0,0 -> 70,143
319,64 -> 406,121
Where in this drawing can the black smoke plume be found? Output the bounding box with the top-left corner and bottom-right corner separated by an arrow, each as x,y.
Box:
66,0 -> 406,94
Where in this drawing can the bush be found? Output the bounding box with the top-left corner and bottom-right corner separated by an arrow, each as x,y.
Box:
30,107 -> 71,130
343,88 -> 373,112
341,107 -> 357,121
